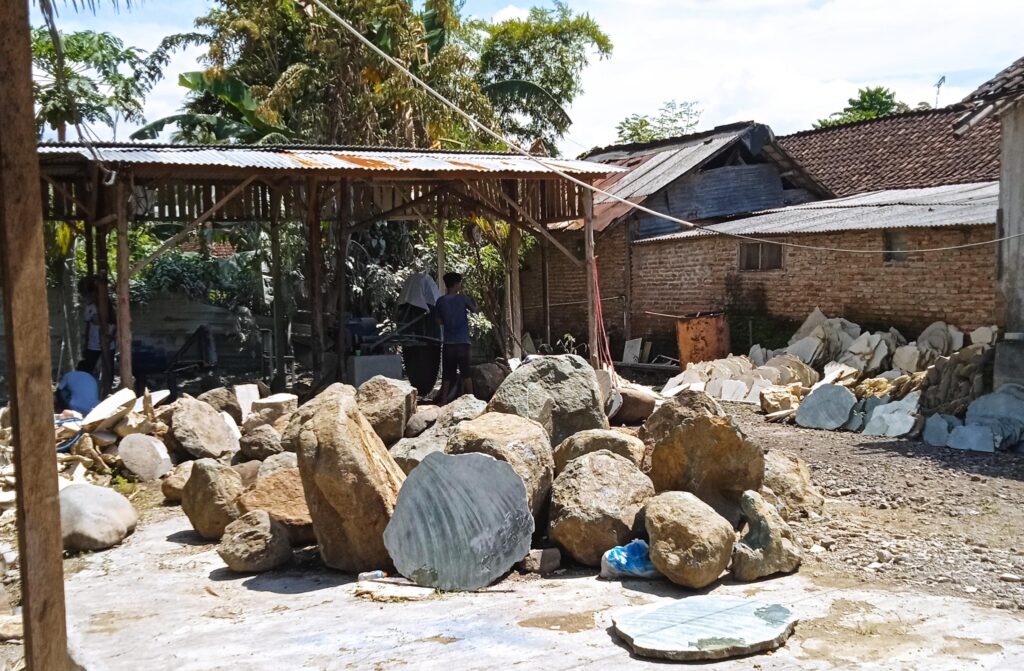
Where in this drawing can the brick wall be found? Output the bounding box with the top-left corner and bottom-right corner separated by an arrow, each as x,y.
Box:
520,224 -> 630,353
631,225 -> 1003,349
519,224 -> 1004,359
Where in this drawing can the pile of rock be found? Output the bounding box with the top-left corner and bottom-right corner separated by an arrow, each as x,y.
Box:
923,384 -> 1024,452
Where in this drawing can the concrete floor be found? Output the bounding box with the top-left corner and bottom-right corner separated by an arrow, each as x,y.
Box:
64,507 -> 1024,670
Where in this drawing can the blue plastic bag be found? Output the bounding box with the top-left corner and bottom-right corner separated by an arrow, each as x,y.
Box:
600,539 -> 661,579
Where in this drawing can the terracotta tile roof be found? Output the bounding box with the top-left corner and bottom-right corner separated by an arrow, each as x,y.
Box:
778,106 -> 1000,197
179,240 -> 237,258
955,56 -> 1024,135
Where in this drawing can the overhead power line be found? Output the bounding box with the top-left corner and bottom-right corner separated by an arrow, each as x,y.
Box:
297,0 -> 1019,255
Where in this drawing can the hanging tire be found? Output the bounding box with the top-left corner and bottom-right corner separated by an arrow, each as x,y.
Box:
404,343 -> 441,396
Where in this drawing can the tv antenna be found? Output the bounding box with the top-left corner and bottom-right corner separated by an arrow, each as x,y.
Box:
935,75 -> 946,108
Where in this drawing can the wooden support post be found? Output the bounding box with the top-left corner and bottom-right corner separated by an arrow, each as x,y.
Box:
509,224 -> 523,357
583,188 -> 598,367
334,180 -> 351,381
306,177 -> 324,376
624,220 -> 633,340
435,219 -> 446,288
96,226 -> 113,395
541,238 -> 551,345
270,190 -> 288,392
115,178 -> 133,390
0,1 -> 71,667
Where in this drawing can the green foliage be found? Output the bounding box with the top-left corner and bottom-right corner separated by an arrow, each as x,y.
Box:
475,1 -> 612,152
30,26 -> 167,139
814,86 -> 926,129
131,250 -> 263,314
615,100 -> 701,144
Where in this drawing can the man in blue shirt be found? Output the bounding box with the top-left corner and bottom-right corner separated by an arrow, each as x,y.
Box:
434,272 -> 477,404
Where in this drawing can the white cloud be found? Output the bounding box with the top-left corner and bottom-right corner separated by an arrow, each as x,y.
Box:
492,4 -> 530,23
559,0 -> 1021,154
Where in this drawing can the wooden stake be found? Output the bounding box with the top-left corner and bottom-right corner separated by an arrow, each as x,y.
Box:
0,1 -> 70,666
270,189 -> 288,392
115,178 -> 133,389
509,224 -> 523,357
541,238 -> 551,345
583,188 -> 598,367
435,219 -> 446,289
335,180 -> 351,381
96,226 -> 113,395
306,177 -> 324,375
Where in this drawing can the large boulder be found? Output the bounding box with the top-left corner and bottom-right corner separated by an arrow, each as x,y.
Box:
446,412 -> 553,518
181,459 -> 244,540
641,391 -> 763,525
239,424 -> 284,461
487,354 -> 608,445
548,451 -> 654,566
217,510 -> 292,573
118,434 -> 172,481
732,490 -> 802,581
171,397 -> 240,460
197,387 -> 243,425
356,376 -> 417,446
283,384 -> 406,572
552,429 -> 644,475
795,384 -> 856,430
762,451 -> 824,520
645,491 -> 734,589
237,462 -> 314,546
161,461 -> 194,503
389,395 -> 486,474
470,362 -> 508,401
60,483 -> 138,552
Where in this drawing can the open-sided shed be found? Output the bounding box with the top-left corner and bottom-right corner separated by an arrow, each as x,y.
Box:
37,143 -> 620,391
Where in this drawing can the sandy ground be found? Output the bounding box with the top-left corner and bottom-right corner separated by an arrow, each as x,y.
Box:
4,406 -> 1024,669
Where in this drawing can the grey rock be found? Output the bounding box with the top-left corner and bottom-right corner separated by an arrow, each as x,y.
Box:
732,490 -> 802,581
383,452 -> 534,591
487,354 -> 608,445
390,395 -> 486,474
548,450 -> 654,566
257,451 -> 298,479
356,376 -> 417,446
447,412 -> 553,518
197,387 -> 243,424
862,391 -> 921,437
171,397 -> 240,460
552,429 -> 645,474
470,362 -> 509,402
181,459 -> 244,540
645,491 -> 734,589
516,548 -> 561,574
964,384 -> 1024,450
217,510 -> 292,573
251,393 -> 298,423
60,483 -> 138,552
118,434 -> 172,481
795,384 -> 856,430
842,411 -> 865,432
239,424 -> 284,461
612,596 -> 799,661
404,406 -> 441,438
923,414 -> 962,447
947,425 -> 996,452
231,460 -> 261,488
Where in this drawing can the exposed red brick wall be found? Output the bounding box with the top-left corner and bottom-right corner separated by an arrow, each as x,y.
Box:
520,224 -> 1003,358
520,224 -> 629,353
631,226 -> 1003,348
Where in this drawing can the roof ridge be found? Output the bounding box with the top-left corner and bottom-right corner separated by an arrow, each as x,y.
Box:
780,103 -> 970,139
580,121 -> 757,159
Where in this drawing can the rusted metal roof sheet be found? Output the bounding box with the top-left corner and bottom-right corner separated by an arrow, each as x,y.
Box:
636,181 -> 998,243
37,143 -> 620,176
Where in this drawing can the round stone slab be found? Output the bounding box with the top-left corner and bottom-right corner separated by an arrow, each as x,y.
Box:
612,595 -> 798,661
383,451 -> 534,592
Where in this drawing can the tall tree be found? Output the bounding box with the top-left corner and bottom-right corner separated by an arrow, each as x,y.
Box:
30,27 -> 170,140
814,86 -> 928,129
475,0 -> 612,152
615,99 -> 701,144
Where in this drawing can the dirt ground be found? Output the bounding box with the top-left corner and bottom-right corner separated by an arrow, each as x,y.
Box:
2,402 -> 1023,669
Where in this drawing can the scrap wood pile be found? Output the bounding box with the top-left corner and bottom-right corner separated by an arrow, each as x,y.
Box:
660,308 -> 1023,452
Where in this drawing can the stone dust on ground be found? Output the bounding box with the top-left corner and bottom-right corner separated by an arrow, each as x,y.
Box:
727,402 -> 1024,611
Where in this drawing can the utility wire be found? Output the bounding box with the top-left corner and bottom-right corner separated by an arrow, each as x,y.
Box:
299,0 -> 1020,256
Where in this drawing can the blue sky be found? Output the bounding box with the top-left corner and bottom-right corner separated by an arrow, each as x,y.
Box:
36,1 -> 1022,153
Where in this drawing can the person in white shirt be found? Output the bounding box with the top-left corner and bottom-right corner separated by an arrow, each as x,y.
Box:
76,277 -> 116,374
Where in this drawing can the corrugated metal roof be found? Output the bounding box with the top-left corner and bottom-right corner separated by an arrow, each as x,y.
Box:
636,181 -> 998,243
37,143 -> 620,176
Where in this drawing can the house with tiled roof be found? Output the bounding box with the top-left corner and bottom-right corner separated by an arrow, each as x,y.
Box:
954,55 -> 1024,387
519,106 -> 1004,361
